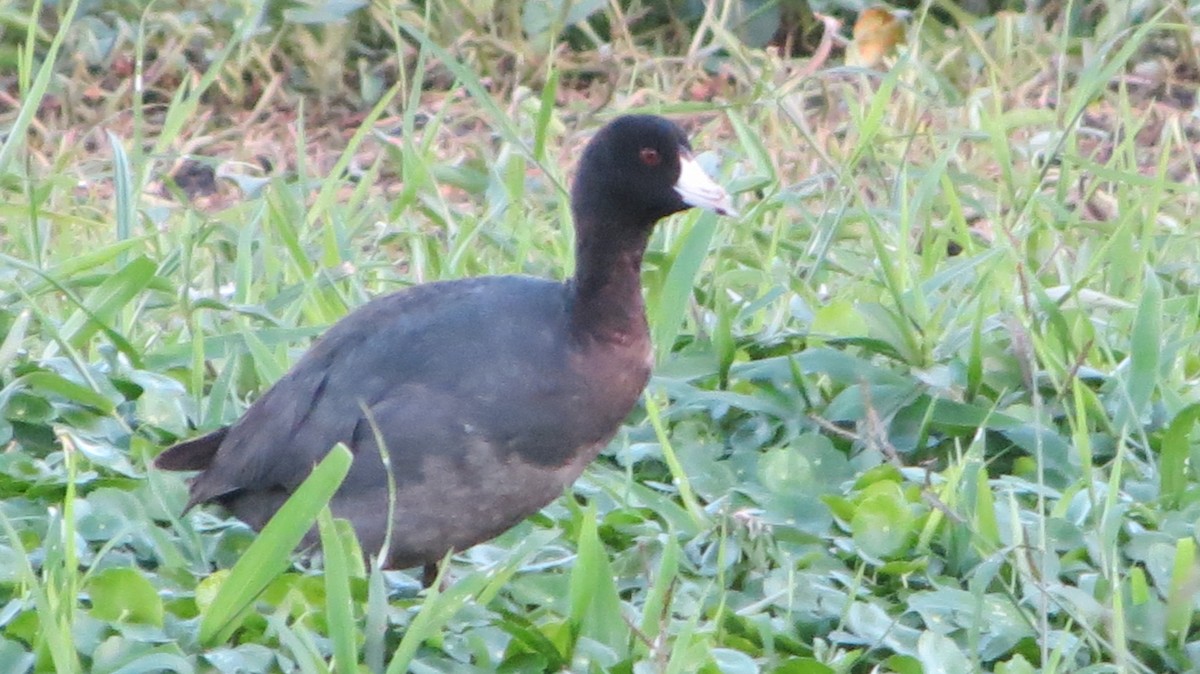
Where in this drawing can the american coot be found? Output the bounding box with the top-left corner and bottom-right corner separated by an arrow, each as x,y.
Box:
156,115 -> 735,579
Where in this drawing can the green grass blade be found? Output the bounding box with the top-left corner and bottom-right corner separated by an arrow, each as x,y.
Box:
1159,403 -> 1200,508
1165,537 -> 1197,643
0,239 -> 146,301
1121,267 -> 1161,429
0,0 -> 79,175
650,210 -> 718,361
637,531 -> 680,651
566,505 -> 626,657
107,131 -> 136,266
0,308 -> 31,371
533,68 -> 560,162
383,568 -> 492,674
0,509 -> 82,673
9,371 -> 116,413
644,394 -> 706,526
144,36 -> 240,187
363,563 -> 389,673
59,255 -> 158,351
318,509 -> 359,673
198,444 -> 353,646
305,80 -> 405,229
239,323 -> 289,385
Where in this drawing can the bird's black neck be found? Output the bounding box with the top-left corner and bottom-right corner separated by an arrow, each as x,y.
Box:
567,208 -> 652,343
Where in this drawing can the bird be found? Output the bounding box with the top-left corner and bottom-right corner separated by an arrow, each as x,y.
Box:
154,114 -> 736,582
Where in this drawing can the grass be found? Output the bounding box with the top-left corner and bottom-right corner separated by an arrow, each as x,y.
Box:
2,0 -> 1200,671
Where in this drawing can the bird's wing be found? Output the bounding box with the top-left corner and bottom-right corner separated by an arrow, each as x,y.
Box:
178,277 -> 566,506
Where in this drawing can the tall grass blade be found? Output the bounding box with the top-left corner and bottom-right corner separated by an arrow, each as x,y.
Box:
199,444 -> 353,646
1159,403 -> 1200,508
0,0 -> 80,175
650,210 -> 718,361
637,532 -> 680,651
566,505 -> 627,657
107,131 -> 136,267
1121,267 -> 1161,429
318,509 -> 360,673
383,569 -> 491,674
59,255 -> 157,352
1165,537 -> 1197,643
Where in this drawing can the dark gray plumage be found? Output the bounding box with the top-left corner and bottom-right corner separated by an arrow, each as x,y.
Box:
155,115 -> 735,575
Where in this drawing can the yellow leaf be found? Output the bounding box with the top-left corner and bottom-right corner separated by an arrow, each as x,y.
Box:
847,7 -> 907,68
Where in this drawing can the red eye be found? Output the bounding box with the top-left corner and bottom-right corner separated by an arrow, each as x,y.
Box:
639,147 -> 661,166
